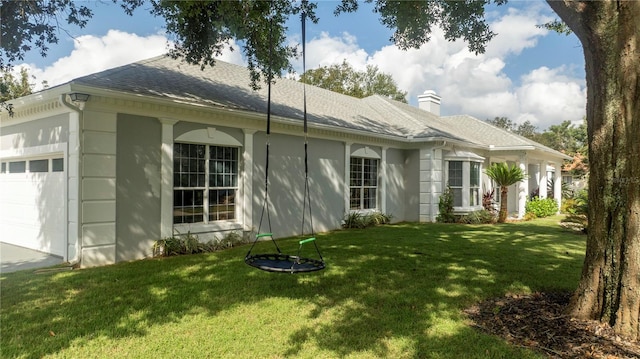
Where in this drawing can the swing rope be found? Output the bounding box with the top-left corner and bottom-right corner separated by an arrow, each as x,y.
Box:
300,10 -> 324,264
244,6 -> 325,273
246,12 -> 279,258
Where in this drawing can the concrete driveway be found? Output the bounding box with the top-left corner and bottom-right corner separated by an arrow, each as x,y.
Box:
1,243 -> 66,274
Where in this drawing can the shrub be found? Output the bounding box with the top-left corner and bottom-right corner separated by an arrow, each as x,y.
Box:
342,212 -> 365,229
342,211 -> 393,229
482,189 -> 496,214
560,189 -> 588,233
525,197 -> 558,218
436,186 -> 456,223
458,210 -> 496,224
153,231 -> 248,257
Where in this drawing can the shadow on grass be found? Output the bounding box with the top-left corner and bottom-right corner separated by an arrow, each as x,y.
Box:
0,219 -> 585,358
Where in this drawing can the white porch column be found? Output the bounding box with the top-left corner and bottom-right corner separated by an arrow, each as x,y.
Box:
243,129 -> 257,231
539,161 -> 548,199
554,162 -> 562,213
160,118 -> 178,239
344,142 -> 352,213
380,147 -> 387,213
517,156 -> 528,219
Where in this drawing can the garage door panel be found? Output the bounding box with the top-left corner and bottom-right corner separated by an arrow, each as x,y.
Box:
0,171 -> 65,257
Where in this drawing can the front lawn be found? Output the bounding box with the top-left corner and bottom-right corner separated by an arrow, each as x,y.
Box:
0,216 -> 585,358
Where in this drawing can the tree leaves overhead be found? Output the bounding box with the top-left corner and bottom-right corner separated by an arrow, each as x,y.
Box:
368,0 -> 505,54
0,0 -> 94,70
148,0 -> 318,90
1,0 -> 506,89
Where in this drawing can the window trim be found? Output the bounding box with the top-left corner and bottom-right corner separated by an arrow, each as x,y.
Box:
349,156 -> 379,211
172,142 -> 241,231
445,150 -> 484,212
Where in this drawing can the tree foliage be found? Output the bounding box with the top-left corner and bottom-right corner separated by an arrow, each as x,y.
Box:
485,116 -> 539,138
300,60 -> 407,102
486,117 -> 589,176
0,66 -> 41,116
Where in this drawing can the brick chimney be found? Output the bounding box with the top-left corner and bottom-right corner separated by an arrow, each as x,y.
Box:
418,90 -> 441,116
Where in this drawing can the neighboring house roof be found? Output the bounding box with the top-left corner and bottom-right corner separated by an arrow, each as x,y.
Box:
66,55 -> 567,158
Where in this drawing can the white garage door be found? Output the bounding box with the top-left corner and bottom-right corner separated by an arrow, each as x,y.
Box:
0,157 -> 66,257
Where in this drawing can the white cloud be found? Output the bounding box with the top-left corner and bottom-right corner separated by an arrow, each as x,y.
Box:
305,31 -> 369,70
298,6 -> 585,130
21,30 -> 245,91
17,4 -> 585,130
23,30 -> 168,90
485,6 -> 552,58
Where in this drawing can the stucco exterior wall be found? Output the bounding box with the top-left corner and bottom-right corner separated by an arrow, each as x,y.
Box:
116,114 -> 162,261
0,114 -> 69,151
252,132 -> 345,238
385,148 -> 406,221
403,149 -> 421,222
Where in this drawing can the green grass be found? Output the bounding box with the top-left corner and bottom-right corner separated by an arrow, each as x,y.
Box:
0,216 -> 586,358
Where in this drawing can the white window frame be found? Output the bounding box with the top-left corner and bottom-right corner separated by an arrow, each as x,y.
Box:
445,151 -> 484,212
173,142 -> 240,227
349,156 -> 379,211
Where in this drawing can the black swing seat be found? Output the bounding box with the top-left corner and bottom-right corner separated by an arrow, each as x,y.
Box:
244,253 -> 325,273
245,236 -> 325,273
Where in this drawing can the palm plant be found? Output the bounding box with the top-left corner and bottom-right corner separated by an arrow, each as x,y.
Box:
485,163 -> 527,223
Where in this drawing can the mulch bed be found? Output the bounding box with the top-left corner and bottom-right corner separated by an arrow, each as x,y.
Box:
465,292 -> 640,358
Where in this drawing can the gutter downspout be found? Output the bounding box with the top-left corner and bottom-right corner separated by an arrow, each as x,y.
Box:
59,94 -> 83,267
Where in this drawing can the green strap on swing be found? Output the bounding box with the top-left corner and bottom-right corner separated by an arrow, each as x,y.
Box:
299,237 -> 316,245
257,233 -> 273,238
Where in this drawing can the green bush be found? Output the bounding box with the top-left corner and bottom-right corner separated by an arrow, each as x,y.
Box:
525,197 -> 558,218
458,210 -> 496,224
342,211 -> 392,229
153,231 -> 248,257
560,189 -> 588,232
436,186 -> 456,223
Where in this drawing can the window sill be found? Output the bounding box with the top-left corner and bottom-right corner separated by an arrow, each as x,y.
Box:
452,206 -> 484,215
174,221 -> 244,235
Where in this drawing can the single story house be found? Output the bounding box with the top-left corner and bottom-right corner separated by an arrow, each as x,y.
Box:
0,55 -> 570,268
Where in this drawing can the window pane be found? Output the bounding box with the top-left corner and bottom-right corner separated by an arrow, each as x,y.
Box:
209,189 -> 236,221
349,158 -> 363,186
448,161 -> 463,187
452,188 -> 463,207
9,161 -> 26,173
363,187 -> 377,209
52,158 -> 64,172
363,159 -> 378,186
174,143 -> 205,188
350,188 -> 361,210
1,162 -> 6,173
209,146 -> 238,194
29,159 -> 48,173
173,189 -> 204,224
470,162 -> 480,187
470,188 -> 480,206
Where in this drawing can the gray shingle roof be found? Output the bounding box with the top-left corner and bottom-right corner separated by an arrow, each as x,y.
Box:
71,55 -> 566,157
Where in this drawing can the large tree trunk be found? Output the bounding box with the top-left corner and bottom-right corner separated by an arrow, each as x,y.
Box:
547,0 -> 640,341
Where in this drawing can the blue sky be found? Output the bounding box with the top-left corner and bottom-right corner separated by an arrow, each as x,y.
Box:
19,0 -> 586,130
